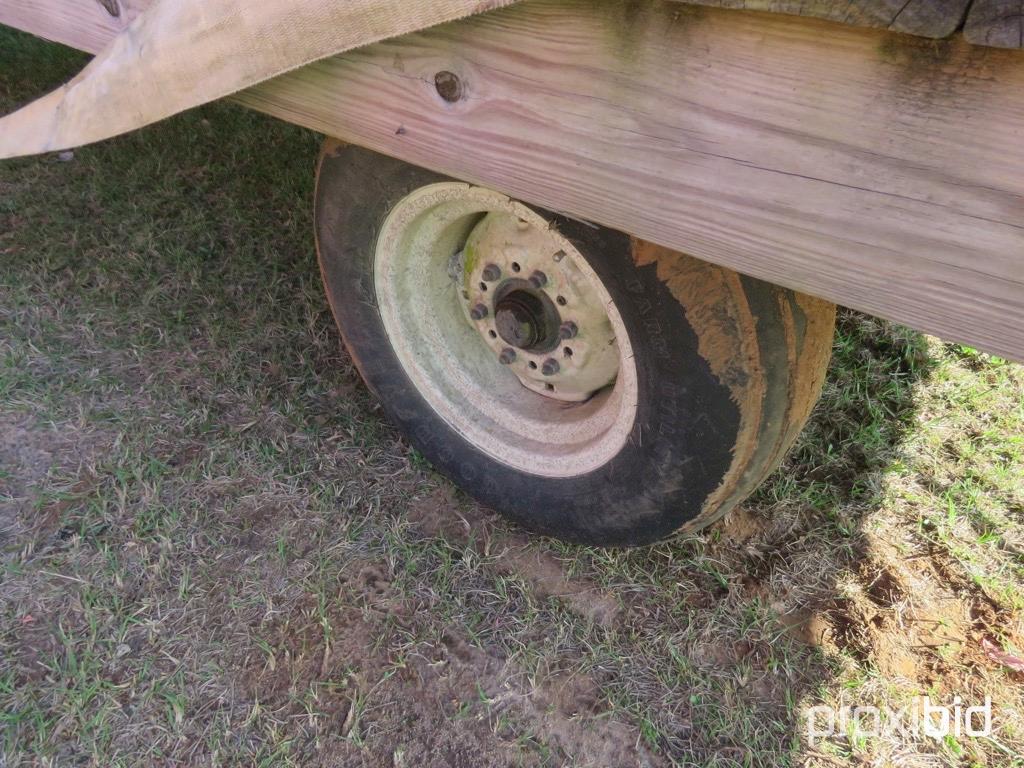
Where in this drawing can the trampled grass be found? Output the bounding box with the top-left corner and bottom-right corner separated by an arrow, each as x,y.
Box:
1,28 -> 1022,768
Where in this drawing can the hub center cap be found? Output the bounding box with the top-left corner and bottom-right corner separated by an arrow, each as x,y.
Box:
494,287 -> 557,351
458,210 -> 621,402
496,302 -> 538,348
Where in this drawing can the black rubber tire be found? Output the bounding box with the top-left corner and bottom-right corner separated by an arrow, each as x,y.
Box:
314,141 -> 837,546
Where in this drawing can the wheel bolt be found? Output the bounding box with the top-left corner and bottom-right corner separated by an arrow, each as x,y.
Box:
541,358 -> 560,376
528,270 -> 548,288
558,321 -> 578,340
482,263 -> 502,282
499,348 -> 517,365
470,303 -> 489,320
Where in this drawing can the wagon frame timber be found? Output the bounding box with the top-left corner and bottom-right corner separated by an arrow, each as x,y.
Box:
3,0 -> 1024,361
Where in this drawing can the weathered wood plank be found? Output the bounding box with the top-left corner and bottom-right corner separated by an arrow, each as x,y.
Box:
4,0 -> 1024,360
231,3 -> 1024,362
0,0 -> 1009,50
965,0 -> 1024,47
682,0 -> 971,37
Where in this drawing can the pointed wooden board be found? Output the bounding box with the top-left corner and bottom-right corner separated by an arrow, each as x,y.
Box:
0,0 -> 519,158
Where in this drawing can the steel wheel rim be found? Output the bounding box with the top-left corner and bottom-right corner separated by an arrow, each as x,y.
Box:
374,183 -> 638,478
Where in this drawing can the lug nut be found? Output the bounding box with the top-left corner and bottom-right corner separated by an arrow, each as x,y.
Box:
541,358 -> 560,376
482,263 -> 502,282
558,321 -> 578,340
470,303 -> 489,320
499,348 -> 517,365
528,270 -> 548,288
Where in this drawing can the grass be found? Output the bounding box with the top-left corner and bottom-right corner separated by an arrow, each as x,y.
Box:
2,27 -> 1023,768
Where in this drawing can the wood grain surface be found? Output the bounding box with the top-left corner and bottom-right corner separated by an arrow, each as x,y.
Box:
4,0 -> 1024,359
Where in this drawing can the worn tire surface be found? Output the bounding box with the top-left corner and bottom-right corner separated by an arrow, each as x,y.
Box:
315,141 -> 837,546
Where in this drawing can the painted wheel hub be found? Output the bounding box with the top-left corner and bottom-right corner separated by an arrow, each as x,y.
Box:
459,210 -> 621,401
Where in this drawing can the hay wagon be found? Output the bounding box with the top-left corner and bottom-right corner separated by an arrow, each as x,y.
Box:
2,0 -> 1021,544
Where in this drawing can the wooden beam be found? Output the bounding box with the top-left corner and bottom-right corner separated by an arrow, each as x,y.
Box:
0,0 -> 990,50
233,2 -> 1024,362
4,0 -> 1024,360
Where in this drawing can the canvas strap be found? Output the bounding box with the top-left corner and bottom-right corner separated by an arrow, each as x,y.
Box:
0,0 -> 519,159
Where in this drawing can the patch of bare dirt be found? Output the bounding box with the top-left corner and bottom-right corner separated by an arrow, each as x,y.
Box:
785,532 -> 1019,694
717,505 -> 769,545
408,487 -> 621,627
405,485 -> 488,543
0,413 -> 108,551
236,564 -> 659,768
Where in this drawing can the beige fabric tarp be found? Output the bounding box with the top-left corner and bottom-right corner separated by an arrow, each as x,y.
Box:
0,0 -> 518,160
